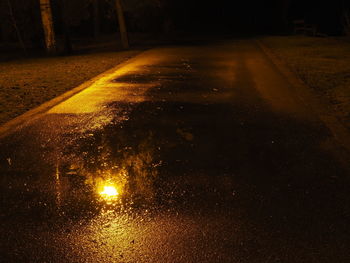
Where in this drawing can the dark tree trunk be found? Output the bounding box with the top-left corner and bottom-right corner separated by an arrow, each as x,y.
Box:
278,0 -> 292,33
39,0 -> 57,54
6,0 -> 26,53
115,0 -> 129,49
60,0 -> 72,54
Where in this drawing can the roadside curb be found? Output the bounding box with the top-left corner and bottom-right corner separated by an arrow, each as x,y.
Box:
0,50 -> 146,139
255,39 -> 350,158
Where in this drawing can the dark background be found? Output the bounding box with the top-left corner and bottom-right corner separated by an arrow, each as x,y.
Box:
0,0 -> 349,51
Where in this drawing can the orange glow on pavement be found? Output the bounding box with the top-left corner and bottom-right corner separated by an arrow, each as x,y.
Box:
99,185 -> 119,200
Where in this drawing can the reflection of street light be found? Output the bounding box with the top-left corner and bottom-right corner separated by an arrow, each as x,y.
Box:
99,185 -> 119,200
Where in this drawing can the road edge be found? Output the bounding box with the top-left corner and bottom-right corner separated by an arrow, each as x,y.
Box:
255,39 -> 350,158
0,50 -> 147,139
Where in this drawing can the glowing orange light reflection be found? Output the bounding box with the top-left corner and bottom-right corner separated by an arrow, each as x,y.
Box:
99,185 -> 119,201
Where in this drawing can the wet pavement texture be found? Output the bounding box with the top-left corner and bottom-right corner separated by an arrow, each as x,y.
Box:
0,40 -> 350,262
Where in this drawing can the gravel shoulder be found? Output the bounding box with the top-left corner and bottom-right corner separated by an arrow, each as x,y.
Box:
260,36 -> 350,130
0,50 -> 141,125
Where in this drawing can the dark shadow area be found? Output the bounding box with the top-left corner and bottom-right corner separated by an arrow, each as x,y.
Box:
1,0 -> 348,62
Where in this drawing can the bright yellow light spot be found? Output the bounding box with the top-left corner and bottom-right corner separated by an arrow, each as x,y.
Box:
100,185 -> 119,200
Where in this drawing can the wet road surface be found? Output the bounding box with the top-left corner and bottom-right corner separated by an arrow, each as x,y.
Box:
1,40 -> 350,262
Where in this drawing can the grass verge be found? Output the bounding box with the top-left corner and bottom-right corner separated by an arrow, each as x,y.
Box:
261,36 -> 350,130
0,49 -> 141,125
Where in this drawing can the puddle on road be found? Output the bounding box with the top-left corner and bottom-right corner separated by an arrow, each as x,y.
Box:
54,129 -> 161,211
0,100 -> 240,226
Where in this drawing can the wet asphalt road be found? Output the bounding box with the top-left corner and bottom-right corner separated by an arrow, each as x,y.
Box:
1,40 -> 350,263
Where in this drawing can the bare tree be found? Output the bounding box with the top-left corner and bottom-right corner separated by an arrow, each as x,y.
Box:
115,0 -> 129,49
39,0 -> 56,54
60,0 -> 72,54
58,0 -> 93,53
6,0 -> 26,52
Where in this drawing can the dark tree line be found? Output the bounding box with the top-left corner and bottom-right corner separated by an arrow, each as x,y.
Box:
0,0 -> 131,54
0,0 -> 349,55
